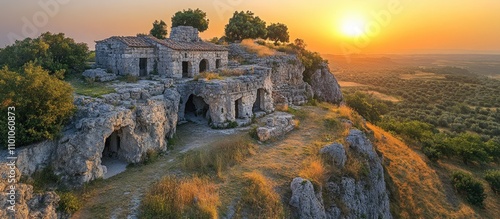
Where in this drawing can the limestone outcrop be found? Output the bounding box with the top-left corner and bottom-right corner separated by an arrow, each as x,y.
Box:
13,80 -> 180,186
310,63 -> 343,104
0,166 -> 60,219
289,177 -> 326,219
228,43 -> 313,106
256,112 -> 295,141
82,68 -> 117,82
290,129 -> 392,219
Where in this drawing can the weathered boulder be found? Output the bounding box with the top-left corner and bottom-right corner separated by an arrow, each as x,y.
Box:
319,143 -> 347,168
82,68 -> 117,82
289,177 -> 326,219
323,129 -> 392,219
291,130 -> 392,219
256,112 -> 295,142
309,64 -> 343,104
0,166 -> 60,219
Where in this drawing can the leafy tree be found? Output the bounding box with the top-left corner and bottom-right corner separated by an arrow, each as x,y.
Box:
450,133 -> 490,164
224,11 -> 267,42
451,171 -> 486,207
344,92 -> 389,122
266,23 -> 289,45
0,32 -> 88,77
0,63 -> 75,147
171,8 -> 209,32
150,20 -> 168,39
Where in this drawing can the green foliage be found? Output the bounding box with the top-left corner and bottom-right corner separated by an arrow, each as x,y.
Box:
57,192 -> 82,214
379,119 -> 435,141
224,11 -> 267,42
451,171 -> 486,207
266,23 -> 289,45
171,8 -> 209,32
64,73 -> 115,98
449,133 -> 490,164
484,170 -> 500,194
291,39 -> 326,83
150,20 -> 168,39
345,91 -> 389,122
142,149 -> 159,165
27,166 -> 61,192
0,32 -> 89,76
0,64 -> 75,147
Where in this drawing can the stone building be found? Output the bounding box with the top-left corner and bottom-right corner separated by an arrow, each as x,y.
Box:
95,26 -> 229,78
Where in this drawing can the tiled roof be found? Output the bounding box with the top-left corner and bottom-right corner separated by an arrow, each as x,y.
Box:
113,36 -> 154,48
97,36 -> 228,51
145,36 -> 228,51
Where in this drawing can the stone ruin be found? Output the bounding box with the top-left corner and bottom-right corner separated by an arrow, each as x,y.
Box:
3,27 -> 343,188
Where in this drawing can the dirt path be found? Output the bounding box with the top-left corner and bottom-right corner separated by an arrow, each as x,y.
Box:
73,122 -> 249,219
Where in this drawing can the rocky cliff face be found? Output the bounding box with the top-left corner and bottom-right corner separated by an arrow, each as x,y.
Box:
0,166 -> 60,219
14,80 -> 180,186
228,44 -> 314,106
310,63 -> 343,104
290,129 -> 392,219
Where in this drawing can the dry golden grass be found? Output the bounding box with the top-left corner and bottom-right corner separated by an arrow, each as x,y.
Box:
299,158 -> 328,186
337,81 -> 368,87
140,176 -> 220,219
367,123 -> 479,218
219,68 -> 246,77
240,39 -> 277,57
275,104 -> 289,112
193,72 -> 222,81
181,136 -> 256,177
237,171 -> 284,219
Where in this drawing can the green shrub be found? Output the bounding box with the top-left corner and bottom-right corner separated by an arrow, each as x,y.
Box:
0,64 -> 75,147
142,149 -> 159,165
28,166 -> 61,192
451,171 -> 486,207
484,170 -> 500,194
57,192 -> 82,214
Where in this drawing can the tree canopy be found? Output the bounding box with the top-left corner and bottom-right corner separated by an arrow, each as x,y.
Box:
0,63 -> 75,147
224,11 -> 267,42
0,32 -> 88,77
150,20 -> 168,39
171,8 -> 209,32
266,23 -> 290,45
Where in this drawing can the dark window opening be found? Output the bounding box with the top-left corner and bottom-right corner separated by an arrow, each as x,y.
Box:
139,58 -> 148,76
253,88 -> 265,112
235,98 -> 243,119
182,61 -> 190,78
216,59 -> 221,69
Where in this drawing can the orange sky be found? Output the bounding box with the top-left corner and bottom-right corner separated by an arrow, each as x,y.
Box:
1,0 -> 500,54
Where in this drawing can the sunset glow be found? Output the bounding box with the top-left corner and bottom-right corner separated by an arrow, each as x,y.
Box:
1,0 -> 500,54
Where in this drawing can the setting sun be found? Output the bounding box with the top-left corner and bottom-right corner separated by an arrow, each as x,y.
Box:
340,16 -> 366,37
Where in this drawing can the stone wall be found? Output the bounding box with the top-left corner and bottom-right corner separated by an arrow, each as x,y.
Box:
156,48 -> 228,78
95,39 -> 156,76
170,26 -> 201,42
176,66 -> 274,128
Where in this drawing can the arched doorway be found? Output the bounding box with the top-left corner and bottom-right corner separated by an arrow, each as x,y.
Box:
102,129 -> 128,179
199,59 -> 209,73
184,94 -> 210,124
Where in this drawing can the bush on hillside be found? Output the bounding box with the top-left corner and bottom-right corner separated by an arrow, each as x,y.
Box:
451,171 -> 486,207
484,170 -> 500,194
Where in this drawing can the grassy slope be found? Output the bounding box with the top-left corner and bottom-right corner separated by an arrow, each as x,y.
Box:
368,123 -> 500,218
